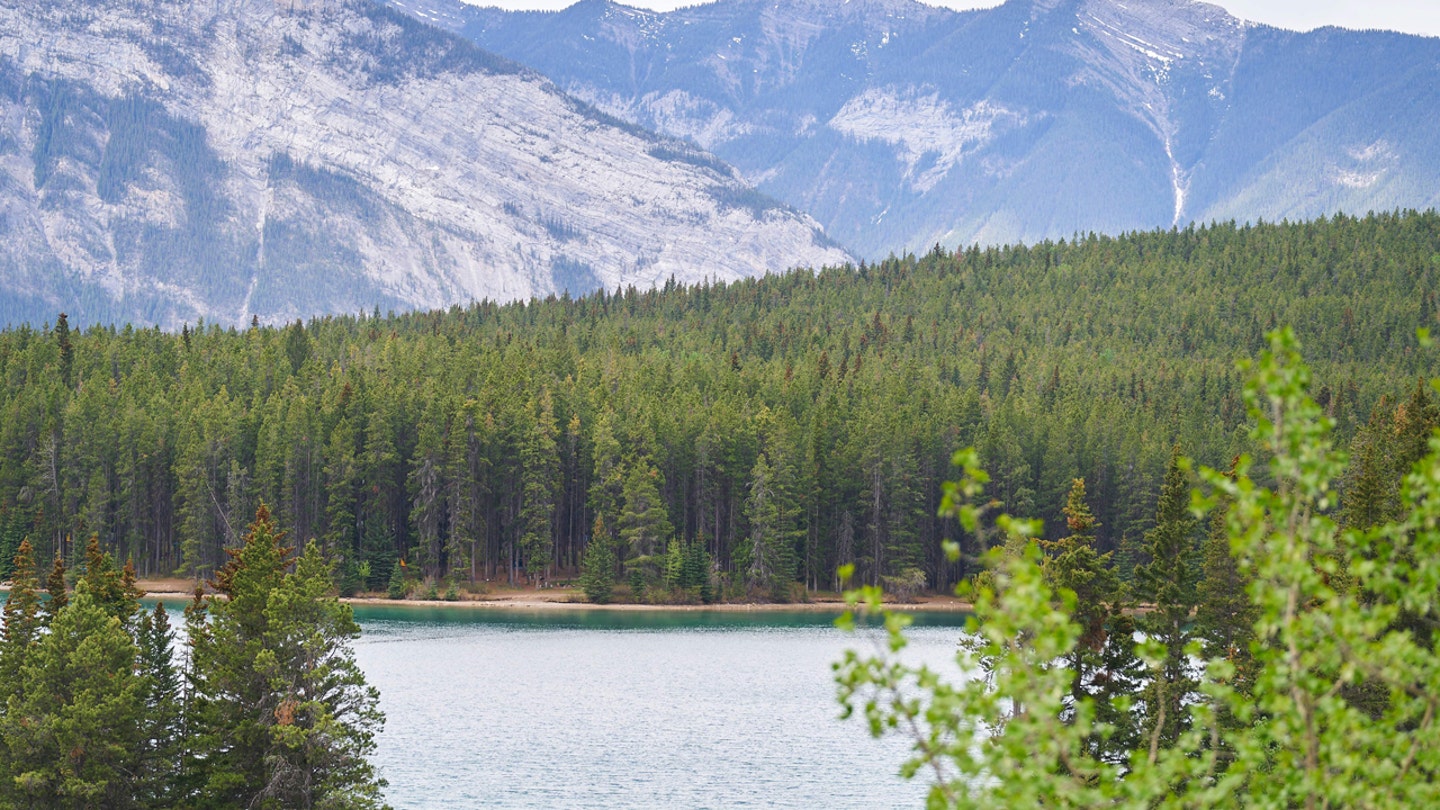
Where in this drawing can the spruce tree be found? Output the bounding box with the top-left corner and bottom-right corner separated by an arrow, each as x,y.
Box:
136,602 -> 184,809
407,414 -> 446,578
185,505 -> 386,808
518,389 -> 559,583
578,516 -> 617,604
1132,447 -> 1200,753
587,408 -> 625,547
79,534 -> 141,623
742,453 -> 795,599
386,560 -> 408,600
1194,471 -> 1256,747
1392,377 -> 1440,476
681,537 -> 714,603
618,459 -> 672,590
1341,403 -> 1396,530
185,503 -> 293,808
55,311 -> 73,389
1040,478 -> 1141,764
324,416 -> 362,591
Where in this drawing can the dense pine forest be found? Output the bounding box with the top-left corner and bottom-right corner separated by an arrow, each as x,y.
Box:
0,211 -> 1435,600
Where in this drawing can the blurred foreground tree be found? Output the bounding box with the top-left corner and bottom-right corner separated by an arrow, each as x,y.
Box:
836,329 -> 1440,807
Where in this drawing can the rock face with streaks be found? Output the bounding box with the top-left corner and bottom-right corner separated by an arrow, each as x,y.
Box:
0,0 -> 849,327
407,0 -> 1440,257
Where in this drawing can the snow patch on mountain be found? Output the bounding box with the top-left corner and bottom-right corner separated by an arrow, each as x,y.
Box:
574,87 -> 754,152
828,89 -> 1028,193
1332,140 -> 1396,189
1069,0 -> 1245,223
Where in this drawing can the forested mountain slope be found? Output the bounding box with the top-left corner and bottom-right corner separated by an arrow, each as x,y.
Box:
0,0 -> 847,329
395,0 -> 1440,257
0,212 -> 1433,597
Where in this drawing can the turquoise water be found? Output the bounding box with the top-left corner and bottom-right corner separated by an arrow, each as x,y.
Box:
2,592 -> 968,808
352,605 -> 968,809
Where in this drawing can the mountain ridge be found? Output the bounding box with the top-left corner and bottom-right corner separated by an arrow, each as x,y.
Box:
0,0 -> 850,328
407,0 -> 1440,256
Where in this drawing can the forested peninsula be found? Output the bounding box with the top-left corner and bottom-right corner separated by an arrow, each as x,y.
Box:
0,211 -> 1435,603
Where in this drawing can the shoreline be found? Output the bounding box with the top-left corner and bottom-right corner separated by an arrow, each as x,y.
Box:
3,579 -> 972,614
337,594 -> 974,613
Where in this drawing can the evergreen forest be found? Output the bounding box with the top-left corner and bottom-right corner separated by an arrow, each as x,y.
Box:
0,210 -> 1436,603
0,507 -> 385,809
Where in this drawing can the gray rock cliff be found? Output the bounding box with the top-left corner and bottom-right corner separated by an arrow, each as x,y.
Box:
0,0 -> 849,327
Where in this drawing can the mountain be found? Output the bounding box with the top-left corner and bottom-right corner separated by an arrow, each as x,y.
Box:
0,0 -> 849,328
392,0 -> 1440,257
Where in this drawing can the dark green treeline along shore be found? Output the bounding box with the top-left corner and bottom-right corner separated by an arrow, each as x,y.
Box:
0,210 -> 1435,603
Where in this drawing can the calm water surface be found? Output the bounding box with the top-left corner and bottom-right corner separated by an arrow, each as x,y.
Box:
351,606 -> 968,809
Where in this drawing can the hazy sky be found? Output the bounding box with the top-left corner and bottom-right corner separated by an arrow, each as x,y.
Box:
463,0 -> 1440,38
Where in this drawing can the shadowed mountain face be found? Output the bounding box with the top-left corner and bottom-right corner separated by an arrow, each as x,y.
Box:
393,0 -> 1440,257
0,0 -> 848,328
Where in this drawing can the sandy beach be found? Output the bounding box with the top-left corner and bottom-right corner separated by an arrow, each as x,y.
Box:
67,579 -> 972,613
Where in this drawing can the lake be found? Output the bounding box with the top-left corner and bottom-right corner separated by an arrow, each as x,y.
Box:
351,605 -> 969,809
0,591 -> 968,808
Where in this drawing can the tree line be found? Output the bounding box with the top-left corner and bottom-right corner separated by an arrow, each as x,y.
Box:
0,505 -> 386,808
0,211 -> 1434,601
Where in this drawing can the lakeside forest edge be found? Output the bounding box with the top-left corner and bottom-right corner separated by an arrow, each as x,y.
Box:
0,210 -> 1435,604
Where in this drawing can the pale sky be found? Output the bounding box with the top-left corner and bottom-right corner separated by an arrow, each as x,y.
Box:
465,0 -> 1440,38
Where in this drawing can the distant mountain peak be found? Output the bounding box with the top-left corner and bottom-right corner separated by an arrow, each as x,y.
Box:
405,0 -> 1440,257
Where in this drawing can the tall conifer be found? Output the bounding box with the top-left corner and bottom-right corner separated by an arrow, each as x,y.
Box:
1040,478 -> 1142,764
1133,447 -> 1200,752
1,583 -> 146,808
42,551 -> 67,623
0,539 -> 41,706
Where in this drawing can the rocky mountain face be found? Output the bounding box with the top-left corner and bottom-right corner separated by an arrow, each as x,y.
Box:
401,0 -> 1440,258
0,0 -> 849,328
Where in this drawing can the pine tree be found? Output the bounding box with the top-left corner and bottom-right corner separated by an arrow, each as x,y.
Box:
253,540 -> 387,809
42,551 -> 67,624
1132,447 -> 1200,752
0,539 -> 41,708
184,503 -> 293,808
1040,478 -> 1142,764
578,516 -> 616,604
184,506 -> 386,808
136,602 -> 184,809
617,459 -> 672,591
1,583 -> 147,808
